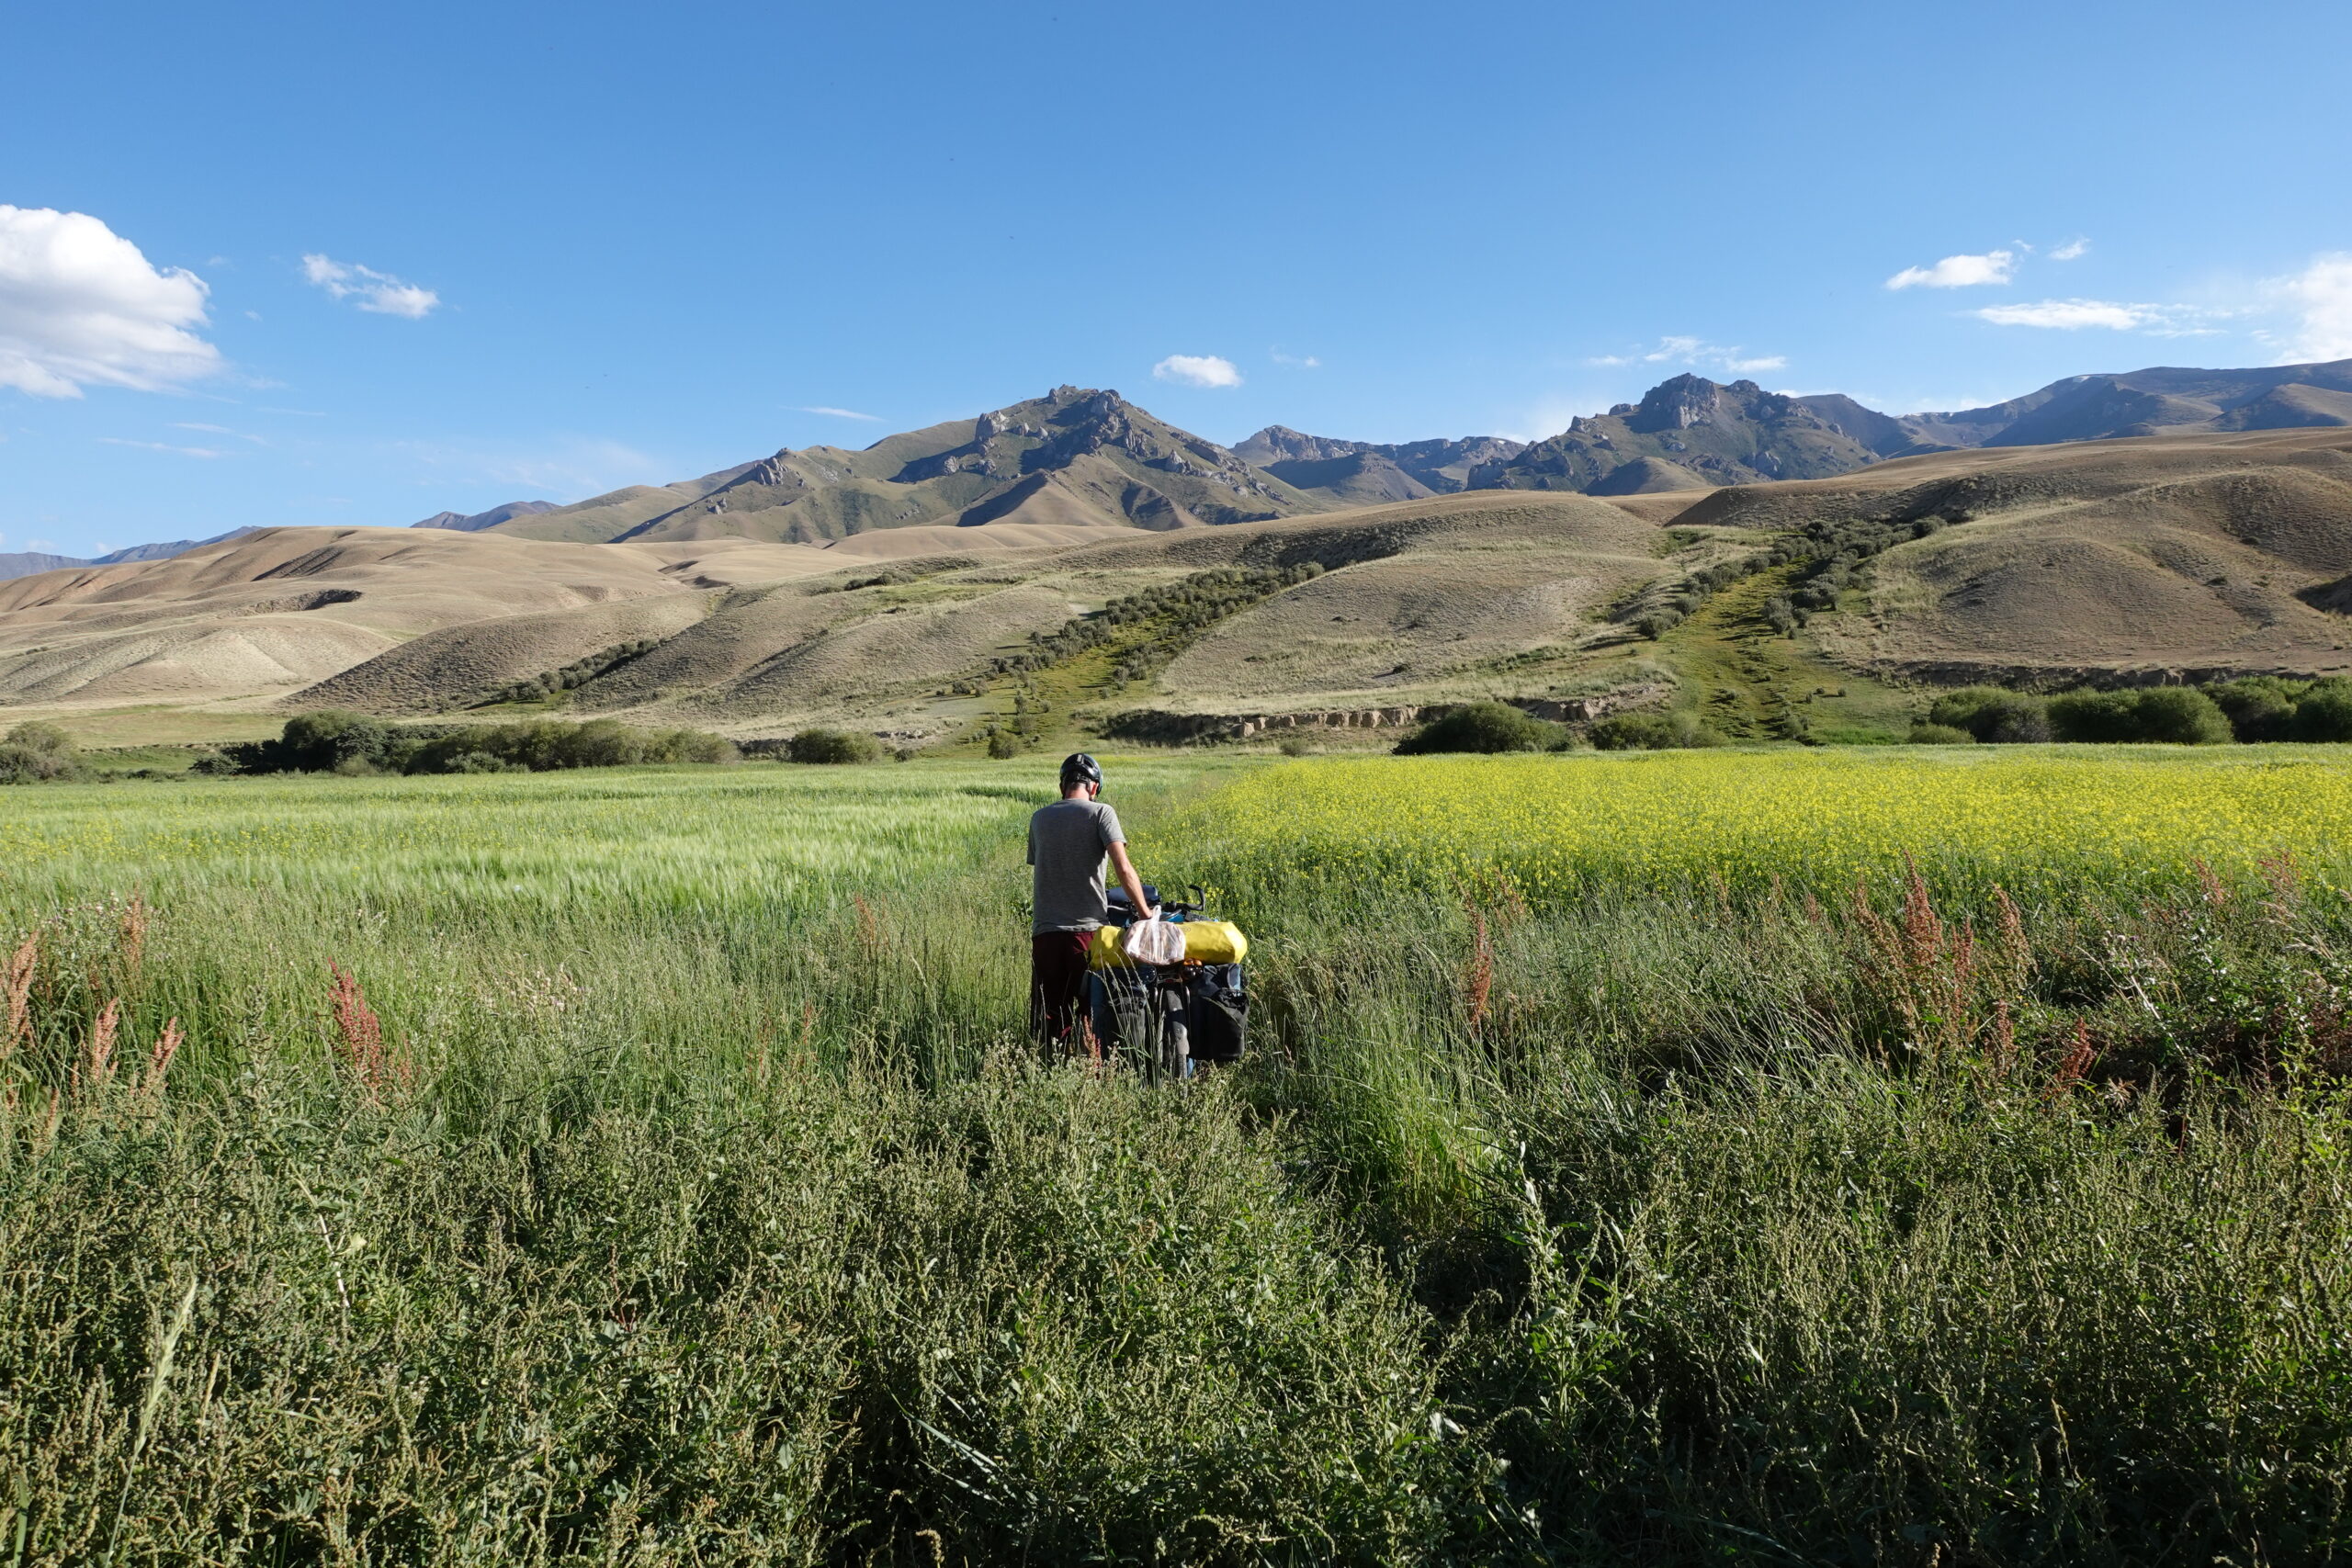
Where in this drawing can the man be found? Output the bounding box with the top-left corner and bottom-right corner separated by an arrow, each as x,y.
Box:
1028,751 -> 1153,1053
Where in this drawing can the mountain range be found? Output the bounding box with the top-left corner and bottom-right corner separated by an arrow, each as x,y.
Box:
10,423 -> 2351,749
0,527 -> 261,583
446,355 -> 2352,547
13,357 -> 2346,584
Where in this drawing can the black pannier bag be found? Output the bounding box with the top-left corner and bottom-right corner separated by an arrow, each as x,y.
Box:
1185,964 -> 1247,1065
1089,965 -> 1189,1080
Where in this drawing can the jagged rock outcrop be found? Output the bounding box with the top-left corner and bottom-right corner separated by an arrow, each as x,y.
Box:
1479,377 -> 1880,493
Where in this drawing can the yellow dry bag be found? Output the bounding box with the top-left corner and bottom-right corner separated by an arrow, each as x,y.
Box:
1088,919 -> 1250,969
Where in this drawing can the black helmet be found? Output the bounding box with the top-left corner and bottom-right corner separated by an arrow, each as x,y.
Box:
1059,752 -> 1103,791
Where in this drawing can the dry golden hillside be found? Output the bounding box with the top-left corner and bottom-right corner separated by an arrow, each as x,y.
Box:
0,523 -> 1122,715
8,427 -> 2352,750
1717,429 -> 2352,682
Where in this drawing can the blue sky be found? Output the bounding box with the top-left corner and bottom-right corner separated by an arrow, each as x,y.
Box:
5,0 -> 2349,557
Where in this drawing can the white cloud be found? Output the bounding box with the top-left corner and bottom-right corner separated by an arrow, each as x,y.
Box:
1585,336 -> 1786,376
1270,349 -> 1321,368
2275,254 -> 2352,362
99,436 -> 227,458
2051,238 -> 2090,262
1151,354 -> 1242,389
171,421 -> 266,445
27,538 -> 59,553
1886,249 -> 2018,289
0,206 -> 220,398
797,405 -> 881,421
301,254 -> 439,318
1972,299 -> 2222,333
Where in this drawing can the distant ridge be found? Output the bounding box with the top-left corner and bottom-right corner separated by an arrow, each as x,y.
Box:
0,551 -> 86,583
1249,356 -> 2352,502
32,357 -> 2352,570
3,528 -> 269,582
93,527 -> 263,565
1231,428 -> 1527,503
413,500 -> 559,532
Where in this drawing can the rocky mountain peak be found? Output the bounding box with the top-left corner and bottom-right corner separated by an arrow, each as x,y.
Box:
1627,374 -> 1727,433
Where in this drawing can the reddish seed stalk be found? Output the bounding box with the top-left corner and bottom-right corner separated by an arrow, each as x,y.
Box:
328,962 -> 410,1100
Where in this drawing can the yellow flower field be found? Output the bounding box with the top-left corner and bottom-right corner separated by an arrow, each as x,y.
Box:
1182,748 -> 2352,902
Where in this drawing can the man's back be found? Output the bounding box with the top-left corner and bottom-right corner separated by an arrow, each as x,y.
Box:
1028,797 -> 1123,934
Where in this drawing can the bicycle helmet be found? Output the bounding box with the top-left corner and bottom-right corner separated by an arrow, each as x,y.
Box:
1059,752 -> 1103,792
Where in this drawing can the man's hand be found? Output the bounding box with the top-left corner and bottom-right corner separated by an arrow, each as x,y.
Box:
1108,840 -> 1153,922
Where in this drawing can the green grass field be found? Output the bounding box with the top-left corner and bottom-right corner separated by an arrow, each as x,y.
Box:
6,753 -> 2352,1564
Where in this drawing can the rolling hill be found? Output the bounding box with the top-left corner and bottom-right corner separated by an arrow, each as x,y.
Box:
269,425 -> 2352,747
0,523 -> 1129,711
1,528 -> 262,581
11,372 -> 2352,754
1681,426 -> 2352,686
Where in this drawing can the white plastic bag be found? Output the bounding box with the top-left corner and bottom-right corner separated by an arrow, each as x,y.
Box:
1121,916 -> 1187,967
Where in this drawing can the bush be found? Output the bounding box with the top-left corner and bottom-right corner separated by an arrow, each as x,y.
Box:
225,709 -> 397,773
788,728 -> 884,765
1587,711 -> 1725,751
1905,722 -> 1974,745
1277,735 -> 1316,758
1928,687 -> 2052,744
1394,702 -> 1561,756
2208,677 -> 2301,743
0,721 -> 83,784
2294,680 -> 2352,742
985,730 -> 1021,761
2050,687 -> 2232,745
229,715 -> 738,775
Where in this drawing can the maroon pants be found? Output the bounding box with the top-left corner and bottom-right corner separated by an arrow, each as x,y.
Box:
1030,931 -> 1094,1055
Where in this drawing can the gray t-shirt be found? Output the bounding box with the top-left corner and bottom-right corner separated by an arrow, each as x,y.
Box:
1027,798 -> 1125,934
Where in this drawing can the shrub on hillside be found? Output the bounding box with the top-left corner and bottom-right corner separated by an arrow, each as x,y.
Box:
2293,680 -> 2352,742
1905,722 -> 1975,745
786,728 -> 883,764
1928,688 -> 2052,744
1588,711 -> 1725,751
2207,677 -> 2301,743
227,715 -> 736,775
226,710 -> 398,774
0,721 -> 84,784
2050,687 -> 2232,745
1394,702 -> 1561,756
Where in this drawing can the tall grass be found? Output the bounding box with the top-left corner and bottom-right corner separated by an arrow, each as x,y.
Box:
4,757 -> 2351,1562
